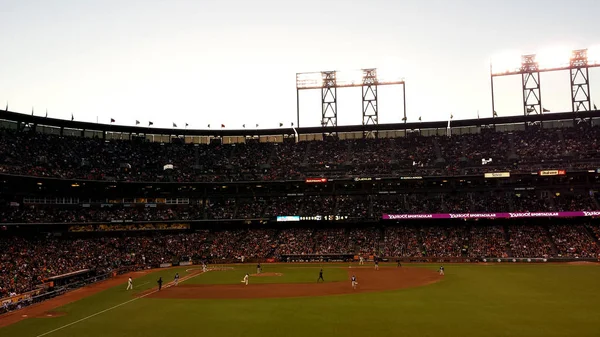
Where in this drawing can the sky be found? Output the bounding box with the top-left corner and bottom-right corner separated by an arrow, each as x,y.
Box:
1,0 -> 600,129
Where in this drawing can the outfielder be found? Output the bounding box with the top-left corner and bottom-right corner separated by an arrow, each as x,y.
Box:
241,273 -> 249,286
126,277 -> 133,290
256,263 -> 261,274
317,269 -> 324,283
374,259 -> 379,270
202,262 -> 207,273
439,266 -> 445,276
351,275 -> 358,289
359,256 -> 364,265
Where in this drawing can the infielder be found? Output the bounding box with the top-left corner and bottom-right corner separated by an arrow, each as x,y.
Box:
439,266 -> 445,276
351,275 -> 358,289
374,259 -> 379,270
317,269 -> 324,283
126,277 -> 133,290
241,273 -> 249,286
359,256 -> 364,265
174,273 -> 180,286
256,263 -> 261,274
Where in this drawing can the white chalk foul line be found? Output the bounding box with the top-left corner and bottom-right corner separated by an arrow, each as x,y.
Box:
35,270 -> 206,337
133,281 -> 150,288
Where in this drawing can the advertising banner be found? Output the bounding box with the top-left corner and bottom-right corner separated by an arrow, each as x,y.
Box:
305,178 -> 328,183
539,170 -> 566,176
484,172 -> 510,178
382,211 -> 600,220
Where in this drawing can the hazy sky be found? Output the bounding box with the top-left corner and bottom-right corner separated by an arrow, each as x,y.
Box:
1,0 -> 600,129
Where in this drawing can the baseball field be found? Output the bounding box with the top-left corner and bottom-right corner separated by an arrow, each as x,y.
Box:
1,263 -> 599,337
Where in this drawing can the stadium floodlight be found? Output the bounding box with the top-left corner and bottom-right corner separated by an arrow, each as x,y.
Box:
296,72 -> 324,90
296,67 -> 407,130
335,69 -> 364,87
490,51 -> 522,75
536,46 -> 572,70
588,45 -> 600,66
490,44 -> 600,117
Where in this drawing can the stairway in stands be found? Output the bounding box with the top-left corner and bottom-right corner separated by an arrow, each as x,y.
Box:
503,225 -> 513,257
543,225 -> 560,256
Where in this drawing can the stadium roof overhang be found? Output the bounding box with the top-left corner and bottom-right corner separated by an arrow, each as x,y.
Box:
1,109 -> 599,137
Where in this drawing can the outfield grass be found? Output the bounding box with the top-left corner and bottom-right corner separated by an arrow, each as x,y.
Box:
2,264 -> 600,337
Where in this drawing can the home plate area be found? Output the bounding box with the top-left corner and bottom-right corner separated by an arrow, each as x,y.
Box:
147,267 -> 442,299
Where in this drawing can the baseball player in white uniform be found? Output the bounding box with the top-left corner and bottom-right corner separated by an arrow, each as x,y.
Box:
127,277 -> 133,290
359,256 -> 364,265
241,274 -> 249,286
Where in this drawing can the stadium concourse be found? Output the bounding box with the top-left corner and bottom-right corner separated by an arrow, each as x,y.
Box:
2,117 -> 600,315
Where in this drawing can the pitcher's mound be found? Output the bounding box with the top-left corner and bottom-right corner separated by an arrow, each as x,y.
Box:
251,272 -> 282,277
36,311 -> 67,318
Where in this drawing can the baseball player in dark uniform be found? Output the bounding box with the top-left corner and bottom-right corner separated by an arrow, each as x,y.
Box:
317,269 -> 324,283
174,273 -> 180,286
351,275 -> 358,289
157,277 -> 163,291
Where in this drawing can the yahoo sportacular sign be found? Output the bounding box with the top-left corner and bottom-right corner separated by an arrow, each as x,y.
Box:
382,211 -> 600,220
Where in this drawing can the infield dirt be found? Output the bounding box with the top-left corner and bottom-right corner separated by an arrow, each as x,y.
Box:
148,267 -> 442,299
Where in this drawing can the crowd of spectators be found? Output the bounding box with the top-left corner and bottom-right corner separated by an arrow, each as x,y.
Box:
0,232 -> 211,299
273,228 -> 316,256
2,125 -> 600,182
336,196 -> 370,219
313,228 -> 348,254
420,226 -> 467,257
234,229 -> 278,259
552,193 -> 596,212
508,225 -> 554,258
382,226 -> 423,257
2,190 -> 599,224
468,225 -> 508,258
548,225 -> 600,258
348,227 -> 380,256
1,205 -> 203,223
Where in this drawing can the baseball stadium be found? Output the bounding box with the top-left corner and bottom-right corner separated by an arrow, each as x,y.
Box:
3,2 -> 600,337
